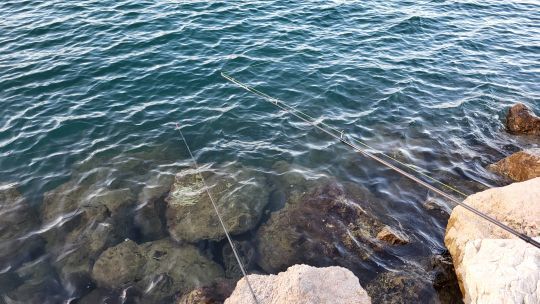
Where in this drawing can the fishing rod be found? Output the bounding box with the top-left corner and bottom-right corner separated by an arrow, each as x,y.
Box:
221,71 -> 540,250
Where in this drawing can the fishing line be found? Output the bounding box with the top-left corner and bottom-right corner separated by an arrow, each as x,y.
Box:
221,71 -> 540,249
175,124 -> 260,304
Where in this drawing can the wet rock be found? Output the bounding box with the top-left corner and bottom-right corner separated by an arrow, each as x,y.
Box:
0,184 -> 44,269
165,167 -> 269,242
49,204 -> 120,293
91,239 -> 145,288
4,258 -> 64,304
92,239 -> 224,302
176,279 -> 234,304
506,103 -> 540,135
376,226 -> 410,245
423,196 -> 451,218
75,288 -> 141,304
224,264 -> 371,304
256,181 -> 384,273
134,172 -> 174,240
365,266 -> 436,304
445,178 -> 540,303
487,149 -> 540,182
222,240 -> 256,279
427,253 -> 463,304
40,175 -> 136,294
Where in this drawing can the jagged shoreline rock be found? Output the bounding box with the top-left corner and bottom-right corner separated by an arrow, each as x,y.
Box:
224,264 -> 371,304
506,103 -> 540,135
256,181 -> 384,273
488,149 -> 540,182
445,178 -> 540,303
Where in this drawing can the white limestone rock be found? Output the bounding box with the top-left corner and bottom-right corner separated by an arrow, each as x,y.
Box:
444,177 -> 540,304
459,238 -> 539,304
224,264 -> 371,304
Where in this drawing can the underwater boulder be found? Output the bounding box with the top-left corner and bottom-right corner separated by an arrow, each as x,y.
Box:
92,239 -> 225,302
0,183 -> 44,269
487,148 -> 540,182
40,175 -> 136,294
506,103 -> 540,135
4,258 -> 64,304
256,181 -> 384,273
176,279 -> 235,304
165,167 -> 269,242
222,240 -> 257,280
134,172 -> 174,241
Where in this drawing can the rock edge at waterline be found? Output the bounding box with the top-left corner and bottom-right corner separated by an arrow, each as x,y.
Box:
445,177 -> 540,304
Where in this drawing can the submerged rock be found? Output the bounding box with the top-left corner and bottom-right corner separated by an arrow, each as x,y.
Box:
256,181 -> 384,273
222,240 -> 257,279
224,264 -> 371,304
0,183 -> 44,269
4,258 -> 64,304
487,149 -> 540,182
92,239 -> 224,302
366,266 -> 436,304
134,172 -> 174,241
506,103 -> 540,135
176,279 -> 235,304
445,178 -> 540,303
40,174 -> 136,293
376,225 -> 410,245
165,167 -> 269,242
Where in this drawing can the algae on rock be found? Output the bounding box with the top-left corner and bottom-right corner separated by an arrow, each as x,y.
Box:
165,167 -> 269,242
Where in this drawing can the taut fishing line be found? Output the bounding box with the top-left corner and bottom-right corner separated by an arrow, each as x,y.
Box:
220,71 -> 540,249
175,124 -> 260,304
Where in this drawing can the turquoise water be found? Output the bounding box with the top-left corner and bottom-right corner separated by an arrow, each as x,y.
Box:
1,0 -> 539,303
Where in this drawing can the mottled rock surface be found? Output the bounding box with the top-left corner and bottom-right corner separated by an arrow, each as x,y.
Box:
92,239 -> 224,302
256,181 -> 383,273
506,103 -> 540,135
40,174 -> 137,291
224,264 -> 371,304
366,266 -> 436,304
165,168 -> 269,242
459,238 -> 539,304
488,149 -> 540,182
445,178 -> 540,303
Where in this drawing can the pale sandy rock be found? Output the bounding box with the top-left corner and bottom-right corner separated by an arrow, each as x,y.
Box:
488,149 -> 540,182
224,264 -> 371,304
445,178 -> 540,303
459,238 -> 539,304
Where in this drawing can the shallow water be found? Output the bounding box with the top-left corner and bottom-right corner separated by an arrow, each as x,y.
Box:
1,0 -> 539,303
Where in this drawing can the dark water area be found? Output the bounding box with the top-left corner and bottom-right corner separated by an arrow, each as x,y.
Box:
1,0 -> 539,303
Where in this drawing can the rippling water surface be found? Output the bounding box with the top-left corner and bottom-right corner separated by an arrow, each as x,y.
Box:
1,0 -> 539,303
